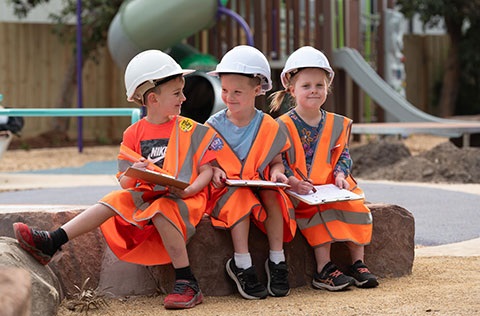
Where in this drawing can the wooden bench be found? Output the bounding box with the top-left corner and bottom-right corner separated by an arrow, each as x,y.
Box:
351,121 -> 480,147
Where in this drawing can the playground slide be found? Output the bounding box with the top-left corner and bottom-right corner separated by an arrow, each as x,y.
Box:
331,47 -> 454,123
108,0 -> 225,123
108,0 -> 218,69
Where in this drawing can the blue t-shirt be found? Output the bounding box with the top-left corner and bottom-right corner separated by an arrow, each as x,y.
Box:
207,109 -> 263,161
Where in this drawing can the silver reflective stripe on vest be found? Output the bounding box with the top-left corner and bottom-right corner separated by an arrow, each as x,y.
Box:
211,187 -> 238,219
278,119 -> 296,165
326,114 -> 346,164
177,123 -> 211,182
165,195 -> 196,240
296,207 -> 372,230
257,126 -> 288,176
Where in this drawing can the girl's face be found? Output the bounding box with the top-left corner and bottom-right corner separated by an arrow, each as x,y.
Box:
149,77 -> 186,117
290,68 -> 330,110
220,74 -> 260,114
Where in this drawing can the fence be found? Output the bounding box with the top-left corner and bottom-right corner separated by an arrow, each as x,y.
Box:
0,1 -> 449,141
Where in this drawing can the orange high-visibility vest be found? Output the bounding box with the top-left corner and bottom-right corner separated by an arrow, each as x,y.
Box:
278,111 -> 372,247
206,114 -> 296,242
100,116 -> 216,266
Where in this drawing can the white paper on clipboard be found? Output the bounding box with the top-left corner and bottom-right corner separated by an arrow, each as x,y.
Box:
286,184 -> 363,205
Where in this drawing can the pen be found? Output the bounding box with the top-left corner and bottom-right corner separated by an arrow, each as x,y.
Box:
295,168 -> 317,193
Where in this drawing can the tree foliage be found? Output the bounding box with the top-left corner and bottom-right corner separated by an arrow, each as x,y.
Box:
397,0 -> 480,115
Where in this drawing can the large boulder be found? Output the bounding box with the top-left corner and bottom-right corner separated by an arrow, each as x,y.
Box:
0,237 -> 61,316
151,203 -> 415,296
0,267 -> 31,316
0,203 -> 414,298
0,207 -> 106,297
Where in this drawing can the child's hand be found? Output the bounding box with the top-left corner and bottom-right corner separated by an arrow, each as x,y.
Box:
289,177 -> 314,195
335,172 -> 350,190
132,157 -> 150,170
211,167 -> 227,188
270,170 -> 289,184
167,186 -> 194,199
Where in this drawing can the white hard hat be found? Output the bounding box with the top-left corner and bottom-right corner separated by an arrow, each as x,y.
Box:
281,46 -> 334,89
125,50 -> 195,103
207,45 -> 272,95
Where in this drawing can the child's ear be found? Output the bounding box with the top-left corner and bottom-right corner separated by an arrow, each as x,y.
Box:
254,85 -> 261,96
146,91 -> 157,104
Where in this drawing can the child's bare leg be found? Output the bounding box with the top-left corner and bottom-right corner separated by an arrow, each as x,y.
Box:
259,190 -> 284,251
151,214 -> 189,268
346,241 -> 364,264
313,243 -> 331,273
61,203 -> 116,239
345,241 -> 378,288
152,214 -> 204,308
231,217 -> 250,254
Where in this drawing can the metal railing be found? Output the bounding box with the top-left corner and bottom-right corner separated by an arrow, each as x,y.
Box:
0,108 -> 142,152
0,108 -> 142,125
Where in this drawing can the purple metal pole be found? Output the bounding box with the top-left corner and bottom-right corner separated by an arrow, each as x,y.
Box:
76,0 -> 83,152
217,5 -> 254,46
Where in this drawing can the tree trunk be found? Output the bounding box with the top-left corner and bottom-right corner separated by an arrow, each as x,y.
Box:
438,16 -> 462,118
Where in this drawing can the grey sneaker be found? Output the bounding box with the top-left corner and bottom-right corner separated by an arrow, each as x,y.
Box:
226,258 -> 268,300
265,259 -> 290,297
312,261 -> 355,291
348,260 -> 379,288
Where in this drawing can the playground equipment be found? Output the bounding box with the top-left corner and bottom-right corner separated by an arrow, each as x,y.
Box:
333,47 -> 480,144
106,0 -> 480,144
107,0 -> 239,122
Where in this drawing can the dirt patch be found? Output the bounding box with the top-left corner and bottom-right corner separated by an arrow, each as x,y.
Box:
350,137 -> 480,184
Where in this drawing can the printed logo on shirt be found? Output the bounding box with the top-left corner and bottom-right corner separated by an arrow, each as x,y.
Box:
209,136 -> 224,151
179,118 -> 194,132
141,139 -> 169,168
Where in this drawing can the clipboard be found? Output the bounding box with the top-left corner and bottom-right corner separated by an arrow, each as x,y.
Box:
124,167 -> 190,189
286,184 -> 363,205
225,179 -> 290,188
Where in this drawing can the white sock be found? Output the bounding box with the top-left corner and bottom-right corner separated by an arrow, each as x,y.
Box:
234,252 -> 252,269
269,249 -> 285,264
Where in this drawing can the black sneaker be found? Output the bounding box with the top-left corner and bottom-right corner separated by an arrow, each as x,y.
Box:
265,259 -> 290,297
348,260 -> 379,288
226,258 -> 268,300
13,222 -> 57,265
312,261 -> 355,291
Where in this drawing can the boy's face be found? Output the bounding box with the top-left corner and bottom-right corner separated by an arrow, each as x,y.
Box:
290,68 -> 329,110
148,77 -> 186,116
220,74 -> 260,114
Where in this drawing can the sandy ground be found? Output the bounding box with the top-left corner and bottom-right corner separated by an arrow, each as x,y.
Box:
2,135 -> 479,315
56,257 -> 480,315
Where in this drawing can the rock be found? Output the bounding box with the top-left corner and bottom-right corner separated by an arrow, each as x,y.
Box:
0,203 -> 414,298
0,237 -> 61,316
0,208 -> 106,297
151,203 -> 415,296
0,267 -> 31,316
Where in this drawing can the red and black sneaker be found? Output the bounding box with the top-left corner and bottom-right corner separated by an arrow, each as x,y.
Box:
163,279 -> 203,309
13,222 -> 57,265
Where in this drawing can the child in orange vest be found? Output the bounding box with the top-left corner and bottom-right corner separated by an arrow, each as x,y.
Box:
270,46 -> 378,291
205,45 -> 296,300
13,50 -> 216,309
